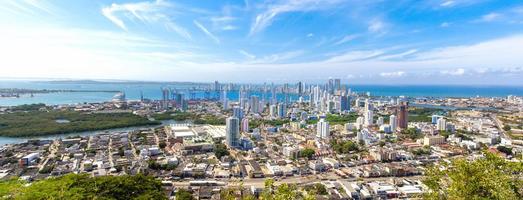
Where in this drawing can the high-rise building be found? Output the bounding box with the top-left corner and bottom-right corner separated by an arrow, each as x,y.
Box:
269,104 -> 278,118
241,118 -> 249,132
437,118 -> 446,131
396,102 -> 408,129
277,103 -> 286,118
232,106 -> 243,120
339,95 -> 350,112
390,115 -> 397,132
364,110 -> 374,125
214,81 -> 220,91
316,118 -> 330,139
226,117 -> 240,147
377,116 -> 384,126
334,79 -> 341,91
431,115 -> 439,124
250,95 -> 259,113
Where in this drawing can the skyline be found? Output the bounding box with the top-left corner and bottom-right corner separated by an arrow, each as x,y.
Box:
0,0 -> 523,85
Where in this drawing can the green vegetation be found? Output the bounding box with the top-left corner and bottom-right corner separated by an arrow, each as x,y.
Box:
330,139 -> 359,154
503,125 -> 512,131
400,128 -> 423,140
497,146 -> 513,155
0,173 -> 167,199
412,147 -> 431,156
10,103 -> 47,111
249,119 -> 290,129
147,159 -> 177,170
304,183 -> 328,195
261,179 -> 316,200
0,111 -> 160,137
152,111 -> 194,121
214,142 -> 230,159
300,148 -> 316,159
308,113 -> 358,125
176,189 -> 195,200
408,107 -> 444,122
193,115 -> 226,125
423,151 -> 523,200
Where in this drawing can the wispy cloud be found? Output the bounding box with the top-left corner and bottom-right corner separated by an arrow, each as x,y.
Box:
249,0 -> 344,36
380,71 -> 406,78
440,22 -> 451,27
101,0 -> 192,39
239,50 -> 256,59
377,49 -> 418,60
477,12 -> 501,22
325,50 -> 384,63
245,50 -> 304,64
0,0 -> 57,17
193,20 -> 220,44
440,68 -> 465,76
368,19 -> 386,34
440,1 -> 455,7
333,34 -> 359,45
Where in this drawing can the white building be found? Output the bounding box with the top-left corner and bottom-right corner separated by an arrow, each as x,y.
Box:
316,118 -> 330,139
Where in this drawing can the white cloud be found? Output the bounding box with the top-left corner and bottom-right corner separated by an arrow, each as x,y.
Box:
440,22 -> 451,27
245,50 -> 304,64
307,33 -> 314,37
377,49 -> 418,60
193,20 -> 220,44
101,0 -> 192,39
440,1 -> 455,7
380,71 -> 405,78
325,50 -> 384,63
480,13 -> 501,22
222,25 -> 237,30
239,50 -> 256,59
368,19 -> 386,33
440,68 -> 465,76
249,0 -> 344,36
333,34 -> 359,45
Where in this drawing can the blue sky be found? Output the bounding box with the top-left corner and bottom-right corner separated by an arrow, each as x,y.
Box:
0,0 -> 522,85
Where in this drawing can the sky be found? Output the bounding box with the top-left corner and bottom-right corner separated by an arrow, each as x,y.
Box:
0,0 -> 522,85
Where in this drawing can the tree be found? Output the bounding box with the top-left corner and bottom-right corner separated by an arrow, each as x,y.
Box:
300,148 -> 315,159
503,125 -> 512,131
423,151 -> 523,200
176,189 -> 194,200
497,145 -> 513,155
214,142 -> 230,159
159,141 -> 167,149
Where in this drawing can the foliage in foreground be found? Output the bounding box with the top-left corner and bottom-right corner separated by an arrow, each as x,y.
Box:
423,151 -> 523,200
0,173 -> 167,200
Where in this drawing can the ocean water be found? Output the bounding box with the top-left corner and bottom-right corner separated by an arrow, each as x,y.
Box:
1,81 -> 522,106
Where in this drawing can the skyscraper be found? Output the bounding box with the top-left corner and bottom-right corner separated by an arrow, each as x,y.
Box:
241,118 -> 249,132
277,103 -> 286,118
390,115 -> 397,132
339,95 -> 350,112
364,110 -> 374,125
226,117 -> 240,147
232,106 -> 243,120
437,118 -> 446,131
316,118 -> 330,139
250,95 -> 259,114
396,102 -> 409,129
334,79 -> 341,91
